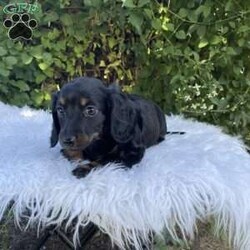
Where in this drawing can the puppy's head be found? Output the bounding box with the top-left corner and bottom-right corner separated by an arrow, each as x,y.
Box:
50,77 -> 106,150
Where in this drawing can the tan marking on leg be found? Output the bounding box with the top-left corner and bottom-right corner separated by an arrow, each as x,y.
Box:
77,161 -> 99,169
59,97 -> 65,105
80,98 -> 88,106
89,132 -> 99,141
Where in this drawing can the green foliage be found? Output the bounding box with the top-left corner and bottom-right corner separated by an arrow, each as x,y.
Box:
0,0 -> 249,145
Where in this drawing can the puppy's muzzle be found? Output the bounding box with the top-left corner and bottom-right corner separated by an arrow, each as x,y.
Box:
60,133 -> 99,150
62,136 -> 76,147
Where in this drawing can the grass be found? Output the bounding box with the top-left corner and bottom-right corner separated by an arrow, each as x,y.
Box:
0,208 -> 231,250
0,210 -> 12,250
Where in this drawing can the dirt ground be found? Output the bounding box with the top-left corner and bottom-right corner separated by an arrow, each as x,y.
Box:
0,211 -> 231,250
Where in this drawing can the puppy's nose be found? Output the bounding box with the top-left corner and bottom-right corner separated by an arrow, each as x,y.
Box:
63,137 -> 76,147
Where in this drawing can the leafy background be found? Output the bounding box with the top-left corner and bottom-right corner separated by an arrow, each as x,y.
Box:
0,0 -> 249,147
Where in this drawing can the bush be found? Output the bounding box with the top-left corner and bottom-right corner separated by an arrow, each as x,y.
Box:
0,0 -> 249,145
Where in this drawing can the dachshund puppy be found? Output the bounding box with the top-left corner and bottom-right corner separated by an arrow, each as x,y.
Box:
50,77 -> 167,178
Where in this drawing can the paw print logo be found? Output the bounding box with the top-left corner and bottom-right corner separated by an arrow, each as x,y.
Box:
3,13 -> 37,40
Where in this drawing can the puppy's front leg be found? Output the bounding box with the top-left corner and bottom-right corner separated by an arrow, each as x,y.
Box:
61,149 -> 99,178
72,161 -> 99,178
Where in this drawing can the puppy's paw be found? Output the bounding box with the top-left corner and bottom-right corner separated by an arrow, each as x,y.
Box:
72,162 -> 99,178
72,166 -> 91,178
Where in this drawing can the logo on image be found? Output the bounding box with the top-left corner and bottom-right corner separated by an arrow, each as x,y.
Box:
2,3 -> 39,40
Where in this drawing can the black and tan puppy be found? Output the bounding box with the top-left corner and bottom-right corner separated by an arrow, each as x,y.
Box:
50,77 -> 167,177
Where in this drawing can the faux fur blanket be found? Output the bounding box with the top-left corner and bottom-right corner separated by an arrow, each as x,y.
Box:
0,102 -> 250,249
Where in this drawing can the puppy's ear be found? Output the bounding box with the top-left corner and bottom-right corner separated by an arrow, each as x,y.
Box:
109,92 -> 136,143
50,92 -> 60,147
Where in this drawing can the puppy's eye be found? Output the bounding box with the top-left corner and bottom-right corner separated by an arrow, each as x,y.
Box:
83,106 -> 98,117
56,107 -> 65,114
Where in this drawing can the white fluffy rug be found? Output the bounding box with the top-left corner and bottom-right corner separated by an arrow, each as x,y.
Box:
0,102 -> 250,249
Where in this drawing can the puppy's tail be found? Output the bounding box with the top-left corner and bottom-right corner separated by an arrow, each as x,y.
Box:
167,131 -> 186,135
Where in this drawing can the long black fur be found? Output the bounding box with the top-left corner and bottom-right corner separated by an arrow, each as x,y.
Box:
50,77 -> 167,169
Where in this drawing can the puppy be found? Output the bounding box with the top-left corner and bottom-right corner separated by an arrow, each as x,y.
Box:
50,77 -> 167,177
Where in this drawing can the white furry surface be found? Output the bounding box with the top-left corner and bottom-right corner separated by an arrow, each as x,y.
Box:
0,102 -> 250,249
